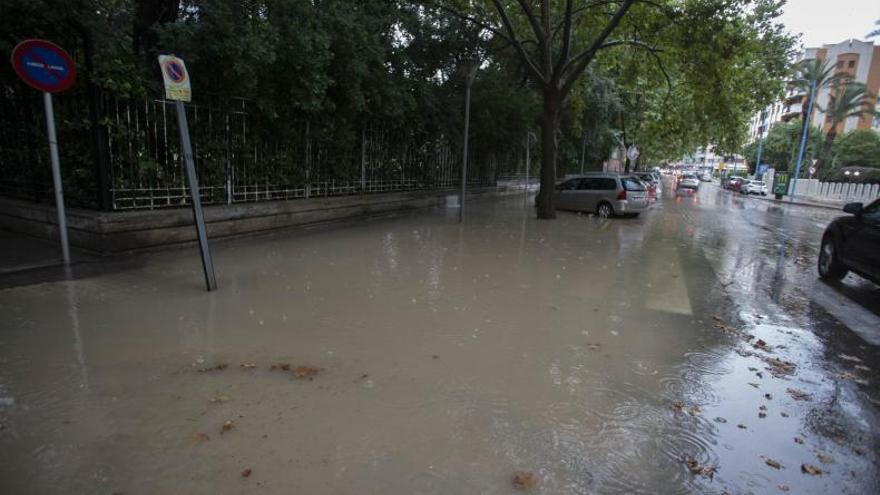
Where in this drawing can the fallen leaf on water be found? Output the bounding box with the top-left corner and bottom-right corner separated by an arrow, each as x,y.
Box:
209,394 -> 230,403
241,468 -> 252,478
838,354 -> 862,363
835,371 -> 869,385
780,412 -> 790,418
759,412 -> 767,418
801,464 -> 823,475
787,388 -> 811,401
684,457 -> 717,479
853,446 -> 866,455
764,357 -> 796,376
753,339 -> 772,352
748,367 -> 758,372
816,452 -> 833,464
764,393 -> 773,400
193,432 -> 210,442
794,437 -> 804,444
854,364 -> 871,372
240,363 -> 257,369
686,406 -> 702,416
432,355 -> 439,359
512,470 -> 536,489
270,363 -> 291,371
671,401 -> 685,413
221,420 -> 235,434
763,457 -> 782,469
713,417 -> 727,423
749,383 -> 760,389
737,424 -> 747,429
759,405 -> 767,411
778,484 -> 790,492
585,343 -> 602,351
294,366 -> 321,379
198,363 -> 229,373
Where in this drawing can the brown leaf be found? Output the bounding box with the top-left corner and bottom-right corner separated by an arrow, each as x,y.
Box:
198,363 -> 229,372
801,464 -> 823,475
270,363 -> 291,371
753,339 -> 772,352
684,457 -> 717,479
240,363 -> 257,369
512,470 -> 536,490
853,446 -> 866,455
294,366 -> 321,379
816,452 -> 833,464
671,401 -> 685,413
763,457 -> 782,469
787,388 -> 811,401
193,432 -> 210,442
764,357 -> 796,376
686,406 -> 702,416
221,420 -> 235,434
241,468 -> 252,478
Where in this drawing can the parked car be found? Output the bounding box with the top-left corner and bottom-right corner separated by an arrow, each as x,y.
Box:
726,177 -> 744,192
677,174 -> 700,191
634,172 -> 661,199
700,172 -> 713,182
553,173 -> 649,217
818,199 -> 880,284
741,180 -> 768,195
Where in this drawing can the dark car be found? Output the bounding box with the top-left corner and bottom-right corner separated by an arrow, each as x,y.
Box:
818,199 -> 880,284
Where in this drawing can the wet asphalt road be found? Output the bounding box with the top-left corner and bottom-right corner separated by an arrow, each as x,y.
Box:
0,180 -> 878,494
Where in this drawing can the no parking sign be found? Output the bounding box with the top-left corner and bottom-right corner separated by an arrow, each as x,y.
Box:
158,54 -> 191,102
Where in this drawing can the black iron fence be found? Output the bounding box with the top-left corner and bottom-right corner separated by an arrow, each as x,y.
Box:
1,85 -> 514,211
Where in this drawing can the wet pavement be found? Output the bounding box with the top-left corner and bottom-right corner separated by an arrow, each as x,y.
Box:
1,181 -> 878,494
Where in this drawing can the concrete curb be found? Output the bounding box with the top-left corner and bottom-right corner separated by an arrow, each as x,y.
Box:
709,183 -> 843,212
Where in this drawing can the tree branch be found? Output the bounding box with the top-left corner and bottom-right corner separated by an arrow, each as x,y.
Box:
491,0 -> 548,84
435,4 -> 513,44
560,0 -> 637,97
515,0 -> 547,41
552,0 -> 574,81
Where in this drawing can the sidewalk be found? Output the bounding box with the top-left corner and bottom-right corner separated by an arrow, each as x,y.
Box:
709,182 -> 844,211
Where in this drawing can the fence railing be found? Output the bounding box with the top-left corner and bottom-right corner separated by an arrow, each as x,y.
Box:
788,178 -> 880,204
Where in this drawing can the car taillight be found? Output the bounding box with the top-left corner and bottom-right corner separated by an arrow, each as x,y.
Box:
617,189 -> 627,200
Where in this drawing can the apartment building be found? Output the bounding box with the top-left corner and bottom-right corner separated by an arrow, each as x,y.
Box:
748,39 -> 880,142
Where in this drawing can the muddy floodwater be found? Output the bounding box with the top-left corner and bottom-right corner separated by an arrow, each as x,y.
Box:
1,185 -> 879,494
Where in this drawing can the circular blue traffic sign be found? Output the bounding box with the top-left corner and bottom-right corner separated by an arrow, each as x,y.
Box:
11,39 -> 76,93
163,59 -> 187,84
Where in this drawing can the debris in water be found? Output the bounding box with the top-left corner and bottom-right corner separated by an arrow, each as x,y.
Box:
778,484 -> 790,492
512,470 -> 536,489
193,432 -> 210,442
713,417 -> 727,423
209,394 -> 230,404
671,401 -> 684,413
763,357 -> 796,376
748,367 -> 758,372
432,355 -> 439,359
759,412 -> 767,418
801,464 -> 823,475
737,424 -> 747,429
763,457 -> 782,469
786,388 -> 811,401
240,363 -> 257,370
684,457 -> 717,479
759,405 -> 767,411
835,371 -> 869,385
241,468 -> 252,478
780,412 -> 789,418
838,354 -> 862,363
753,339 -> 772,352
748,383 -> 760,388
270,363 -> 291,371
198,363 -> 229,372
764,393 -> 773,400
294,366 -> 321,379
221,420 -> 235,434
360,374 -> 369,379
854,364 -> 871,372
816,452 -> 833,464
794,437 -> 804,444
687,406 -> 702,416
585,343 -> 602,351
853,446 -> 866,455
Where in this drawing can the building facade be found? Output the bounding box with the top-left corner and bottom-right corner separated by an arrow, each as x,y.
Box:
748,39 -> 880,143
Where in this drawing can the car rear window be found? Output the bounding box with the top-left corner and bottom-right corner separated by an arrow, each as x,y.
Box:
593,177 -> 617,190
622,177 -> 646,191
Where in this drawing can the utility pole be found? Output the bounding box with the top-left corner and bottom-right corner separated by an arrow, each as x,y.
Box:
459,56 -> 479,223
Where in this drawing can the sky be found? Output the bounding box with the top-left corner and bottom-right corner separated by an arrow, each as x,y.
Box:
779,0 -> 880,48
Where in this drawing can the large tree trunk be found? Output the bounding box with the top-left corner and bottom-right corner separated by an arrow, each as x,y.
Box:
536,88 -> 560,219
818,129 -> 836,176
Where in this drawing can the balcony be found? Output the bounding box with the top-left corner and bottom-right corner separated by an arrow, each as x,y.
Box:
784,92 -> 806,105
780,102 -> 803,122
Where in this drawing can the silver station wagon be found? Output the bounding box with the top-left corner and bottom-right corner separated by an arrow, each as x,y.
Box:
553,173 -> 649,217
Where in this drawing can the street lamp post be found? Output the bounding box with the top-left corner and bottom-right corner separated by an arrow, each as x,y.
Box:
791,79 -> 817,200
525,130 -> 536,201
459,56 -> 479,223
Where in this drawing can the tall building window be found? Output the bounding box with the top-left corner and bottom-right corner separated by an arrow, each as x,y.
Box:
847,60 -> 855,68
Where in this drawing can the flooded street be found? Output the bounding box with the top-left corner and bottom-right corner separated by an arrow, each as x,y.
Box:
1,183 -> 879,494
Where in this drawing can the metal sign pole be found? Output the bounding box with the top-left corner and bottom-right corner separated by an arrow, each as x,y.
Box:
174,100 -> 217,291
43,92 -> 70,264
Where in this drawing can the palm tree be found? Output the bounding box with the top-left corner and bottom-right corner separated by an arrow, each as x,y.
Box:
816,81 -> 878,174
868,19 -> 880,39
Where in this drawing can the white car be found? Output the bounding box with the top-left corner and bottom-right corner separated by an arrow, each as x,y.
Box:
741,180 -> 768,195
677,174 -> 700,190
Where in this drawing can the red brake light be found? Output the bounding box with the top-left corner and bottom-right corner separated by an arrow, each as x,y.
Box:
617,189 -> 627,200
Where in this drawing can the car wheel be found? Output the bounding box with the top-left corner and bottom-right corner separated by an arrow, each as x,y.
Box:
818,235 -> 848,280
597,202 -> 613,218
